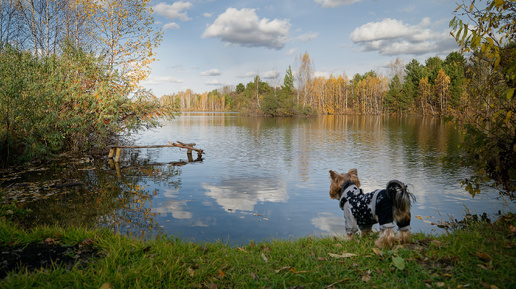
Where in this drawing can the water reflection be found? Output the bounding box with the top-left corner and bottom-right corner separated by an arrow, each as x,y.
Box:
1,156 -> 198,239
2,114 -> 514,244
203,177 -> 288,213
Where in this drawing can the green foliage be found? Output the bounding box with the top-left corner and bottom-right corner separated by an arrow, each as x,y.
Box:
384,75 -> 404,114
0,43 -> 177,166
450,0 -> 516,196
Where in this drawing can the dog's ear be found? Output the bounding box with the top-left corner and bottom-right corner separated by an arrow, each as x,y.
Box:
348,168 -> 360,187
329,170 -> 339,180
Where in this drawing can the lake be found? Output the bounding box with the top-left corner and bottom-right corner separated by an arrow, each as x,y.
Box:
3,113 -> 514,244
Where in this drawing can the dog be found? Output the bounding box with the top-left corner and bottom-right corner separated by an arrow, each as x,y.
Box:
328,169 -> 416,247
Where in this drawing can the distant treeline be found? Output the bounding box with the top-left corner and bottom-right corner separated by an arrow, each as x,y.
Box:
161,51 -> 467,117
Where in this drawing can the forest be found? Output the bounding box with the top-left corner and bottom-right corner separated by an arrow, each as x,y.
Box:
161,51 -> 467,118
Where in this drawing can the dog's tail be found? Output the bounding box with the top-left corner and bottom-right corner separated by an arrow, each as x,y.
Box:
386,180 -> 416,220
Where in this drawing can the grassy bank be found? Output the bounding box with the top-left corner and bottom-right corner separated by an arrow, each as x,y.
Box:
0,214 -> 515,288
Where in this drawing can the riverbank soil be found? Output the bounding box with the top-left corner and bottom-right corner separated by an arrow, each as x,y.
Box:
0,238 -> 101,279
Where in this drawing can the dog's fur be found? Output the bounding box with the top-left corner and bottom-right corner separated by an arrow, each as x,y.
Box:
329,169 -> 415,247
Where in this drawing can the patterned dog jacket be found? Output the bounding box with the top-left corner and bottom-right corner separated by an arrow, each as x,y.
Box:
339,180 -> 409,234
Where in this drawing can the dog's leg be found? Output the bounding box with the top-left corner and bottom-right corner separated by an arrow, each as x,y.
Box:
375,228 -> 396,247
396,230 -> 411,244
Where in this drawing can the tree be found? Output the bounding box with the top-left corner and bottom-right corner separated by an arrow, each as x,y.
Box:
417,77 -> 432,115
385,75 -> 403,114
443,51 -> 466,109
434,68 -> 451,114
387,57 -> 406,82
450,0 -> 516,196
295,51 -> 314,108
87,0 -> 162,88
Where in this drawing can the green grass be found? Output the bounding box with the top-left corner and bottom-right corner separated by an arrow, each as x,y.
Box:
0,214 -> 515,288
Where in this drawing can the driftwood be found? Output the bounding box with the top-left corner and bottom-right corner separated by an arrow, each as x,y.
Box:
107,141 -> 204,162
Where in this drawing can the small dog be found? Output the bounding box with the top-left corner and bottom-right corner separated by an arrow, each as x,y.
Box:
328,169 -> 416,247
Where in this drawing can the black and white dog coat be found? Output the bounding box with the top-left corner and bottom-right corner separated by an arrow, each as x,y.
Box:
339,180 -> 411,234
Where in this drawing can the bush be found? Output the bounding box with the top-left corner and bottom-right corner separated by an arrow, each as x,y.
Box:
0,43 -> 177,165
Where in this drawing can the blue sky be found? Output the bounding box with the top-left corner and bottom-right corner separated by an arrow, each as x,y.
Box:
143,0 -> 460,96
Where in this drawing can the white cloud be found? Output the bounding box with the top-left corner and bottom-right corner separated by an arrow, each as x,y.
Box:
144,76 -> 183,85
154,1 -> 192,21
285,48 -> 297,56
206,79 -> 225,86
350,18 -> 457,56
163,22 -> 180,30
200,69 -> 221,76
315,0 -> 363,8
261,70 -> 280,80
202,7 -> 290,49
298,32 -> 319,42
202,12 -> 213,18
242,71 -> 258,78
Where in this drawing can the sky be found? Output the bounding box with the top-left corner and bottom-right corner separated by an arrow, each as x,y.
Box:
142,0 -> 461,97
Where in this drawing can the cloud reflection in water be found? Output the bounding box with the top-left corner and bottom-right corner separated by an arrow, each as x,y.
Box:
203,177 -> 289,213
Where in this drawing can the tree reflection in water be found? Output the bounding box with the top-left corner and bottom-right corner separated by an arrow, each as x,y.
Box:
1,152 -> 202,239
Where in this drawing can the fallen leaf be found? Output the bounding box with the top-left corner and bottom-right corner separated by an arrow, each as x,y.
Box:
416,215 -> 423,219
81,239 -> 94,245
250,272 -> 258,280
372,247 -> 383,256
217,269 -> 225,279
361,270 -> 371,282
261,252 -> 268,262
392,256 -> 405,270
476,252 -> 492,263
328,252 -> 356,258
187,267 -> 195,278
237,247 -> 247,252
436,282 -> 445,287
442,273 -> 453,277
44,238 -> 56,245
333,243 -> 342,248
430,240 -> 443,247
99,283 -> 113,289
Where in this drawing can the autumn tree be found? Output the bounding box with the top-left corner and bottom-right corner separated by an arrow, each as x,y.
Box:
295,51 -> 314,108
434,68 -> 451,114
417,77 -> 432,115
87,0 -> 162,88
450,0 -> 516,196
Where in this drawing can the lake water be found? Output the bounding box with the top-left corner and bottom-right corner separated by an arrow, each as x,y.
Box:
3,113 -> 515,244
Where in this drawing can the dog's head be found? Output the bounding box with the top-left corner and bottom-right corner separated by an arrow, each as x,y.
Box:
328,169 -> 361,199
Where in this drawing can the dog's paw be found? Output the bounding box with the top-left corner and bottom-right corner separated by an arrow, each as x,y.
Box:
396,230 -> 411,244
